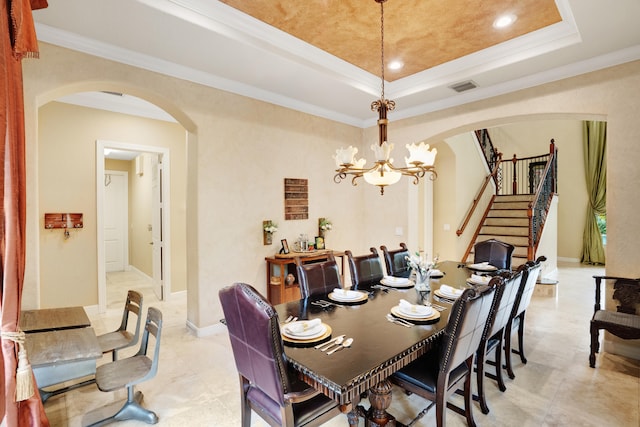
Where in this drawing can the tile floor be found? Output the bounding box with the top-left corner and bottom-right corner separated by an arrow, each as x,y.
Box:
44,262 -> 639,426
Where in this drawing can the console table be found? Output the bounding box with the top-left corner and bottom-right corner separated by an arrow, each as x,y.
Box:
265,250 -> 345,304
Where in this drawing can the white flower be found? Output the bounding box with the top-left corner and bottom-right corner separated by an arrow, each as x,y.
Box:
319,219 -> 332,231
405,252 -> 433,276
264,223 -> 278,233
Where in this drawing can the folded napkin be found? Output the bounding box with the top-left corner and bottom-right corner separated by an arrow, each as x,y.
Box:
333,288 -> 359,297
439,285 -> 463,297
383,276 -> 410,284
398,299 -> 432,316
430,269 -> 443,276
469,274 -> 491,284
284,318 -> 322,335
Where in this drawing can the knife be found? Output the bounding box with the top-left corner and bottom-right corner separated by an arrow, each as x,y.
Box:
314,334 -> 345,350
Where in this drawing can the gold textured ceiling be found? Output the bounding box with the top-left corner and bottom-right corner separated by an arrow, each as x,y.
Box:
220,0 -> 561,81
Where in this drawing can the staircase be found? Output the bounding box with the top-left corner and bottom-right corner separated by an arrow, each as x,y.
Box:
459,134 -> 558,269
467,194 -> 533,268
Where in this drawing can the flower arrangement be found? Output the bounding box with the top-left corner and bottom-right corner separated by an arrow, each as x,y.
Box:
263,222 -> 278,234
405,251 -> 436,285
319,218 -> 333,231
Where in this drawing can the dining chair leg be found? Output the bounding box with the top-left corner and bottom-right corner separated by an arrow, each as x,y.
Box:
475,343 -> 490,415
463,359 -> 477,427
516,313 -> 528,364
589,323 -> 599,368
504,325 -> 516,379
493,332 -> 506,392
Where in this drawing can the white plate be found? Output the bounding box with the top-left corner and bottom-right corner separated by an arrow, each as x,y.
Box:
435,289 -> 462,300
329,290 -> 363,301
382,276 -> 410,284
381,277 -> 412,287
430,270 -> 443,278
467,275 -> 491,285
399,305 -> 433,318
468,263 -> 498,271
281,322 -> 327,339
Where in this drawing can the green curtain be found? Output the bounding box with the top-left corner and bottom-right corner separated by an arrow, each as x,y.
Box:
581,121 -> 607,264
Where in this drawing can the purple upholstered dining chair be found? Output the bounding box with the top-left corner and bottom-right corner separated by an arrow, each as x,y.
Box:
219,283 -> 341,427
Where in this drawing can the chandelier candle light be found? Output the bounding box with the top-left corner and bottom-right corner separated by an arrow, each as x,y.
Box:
333,0 -> 437,195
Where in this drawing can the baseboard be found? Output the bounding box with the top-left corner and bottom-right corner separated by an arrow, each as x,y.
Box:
187,319 -> 227,337
557,257 -> 581,263
604,339 -> 640,361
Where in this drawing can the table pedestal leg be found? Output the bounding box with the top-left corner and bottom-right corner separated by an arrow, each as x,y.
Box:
364,379 -> 404,427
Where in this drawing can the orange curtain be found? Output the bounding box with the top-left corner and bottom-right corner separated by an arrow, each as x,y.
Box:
1,1 -> 49,425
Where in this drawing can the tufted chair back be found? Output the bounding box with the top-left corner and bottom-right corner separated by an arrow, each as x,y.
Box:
220,283 -> 289,406
220,283 -> 341,427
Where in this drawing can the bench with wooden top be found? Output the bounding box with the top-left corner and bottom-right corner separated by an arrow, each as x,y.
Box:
590,275 -> 640,367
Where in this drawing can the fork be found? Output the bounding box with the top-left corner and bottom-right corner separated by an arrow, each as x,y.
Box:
424,302 -> 446,312
386,314 -> 413,327
315,300 -> 342,308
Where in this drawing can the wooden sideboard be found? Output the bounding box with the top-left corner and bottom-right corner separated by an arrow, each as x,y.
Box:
265,250 -> 345,304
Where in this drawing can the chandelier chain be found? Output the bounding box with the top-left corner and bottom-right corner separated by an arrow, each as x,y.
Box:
379,0 -> 385,101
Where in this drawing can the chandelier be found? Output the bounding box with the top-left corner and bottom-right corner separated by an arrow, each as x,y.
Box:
333,0 -> 437,195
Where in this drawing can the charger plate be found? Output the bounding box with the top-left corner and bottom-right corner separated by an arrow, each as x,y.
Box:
467,263 -> 498,271
380,277 -> 414,288
328,291 -> 368,304
282,323 -> 332,347
390,306 -> 440,324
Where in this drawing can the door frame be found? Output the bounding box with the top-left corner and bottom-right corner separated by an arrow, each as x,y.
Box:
96,139 -> 172,312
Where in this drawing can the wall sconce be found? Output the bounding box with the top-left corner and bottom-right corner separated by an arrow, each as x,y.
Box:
263,220 -> 278,245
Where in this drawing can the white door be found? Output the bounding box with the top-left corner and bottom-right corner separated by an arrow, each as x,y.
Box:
104,171 -> 128,272
151,156 -> 164,300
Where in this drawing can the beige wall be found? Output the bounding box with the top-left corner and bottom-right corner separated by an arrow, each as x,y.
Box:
129,154 -> 153,276
22,42 -> 640,358
37,101 -> 187,307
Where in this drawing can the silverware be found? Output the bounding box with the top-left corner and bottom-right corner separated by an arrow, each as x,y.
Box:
327,338 -> 353,355
424,302 -> 446,312
314,334 -> 345,350
386,313 -> 413,328
284,315 -> 294,323
320,335 -> 345,352
312,300 -> 342,308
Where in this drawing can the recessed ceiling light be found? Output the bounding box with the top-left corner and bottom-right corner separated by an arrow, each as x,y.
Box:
388,60 -> 404,71
493,13 -> 517,29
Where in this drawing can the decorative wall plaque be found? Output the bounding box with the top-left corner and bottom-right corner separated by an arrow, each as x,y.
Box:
284,178 -> 308,220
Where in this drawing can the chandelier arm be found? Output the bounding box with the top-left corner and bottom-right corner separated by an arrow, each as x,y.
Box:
332,0 -> 437,195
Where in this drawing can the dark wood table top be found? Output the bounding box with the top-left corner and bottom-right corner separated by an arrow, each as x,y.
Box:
20,306 -> 91,333
275,260 -> 477,405
25,327 -> 101,367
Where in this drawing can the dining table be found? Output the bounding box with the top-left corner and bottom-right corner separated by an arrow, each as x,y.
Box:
275,260 -> 493,426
